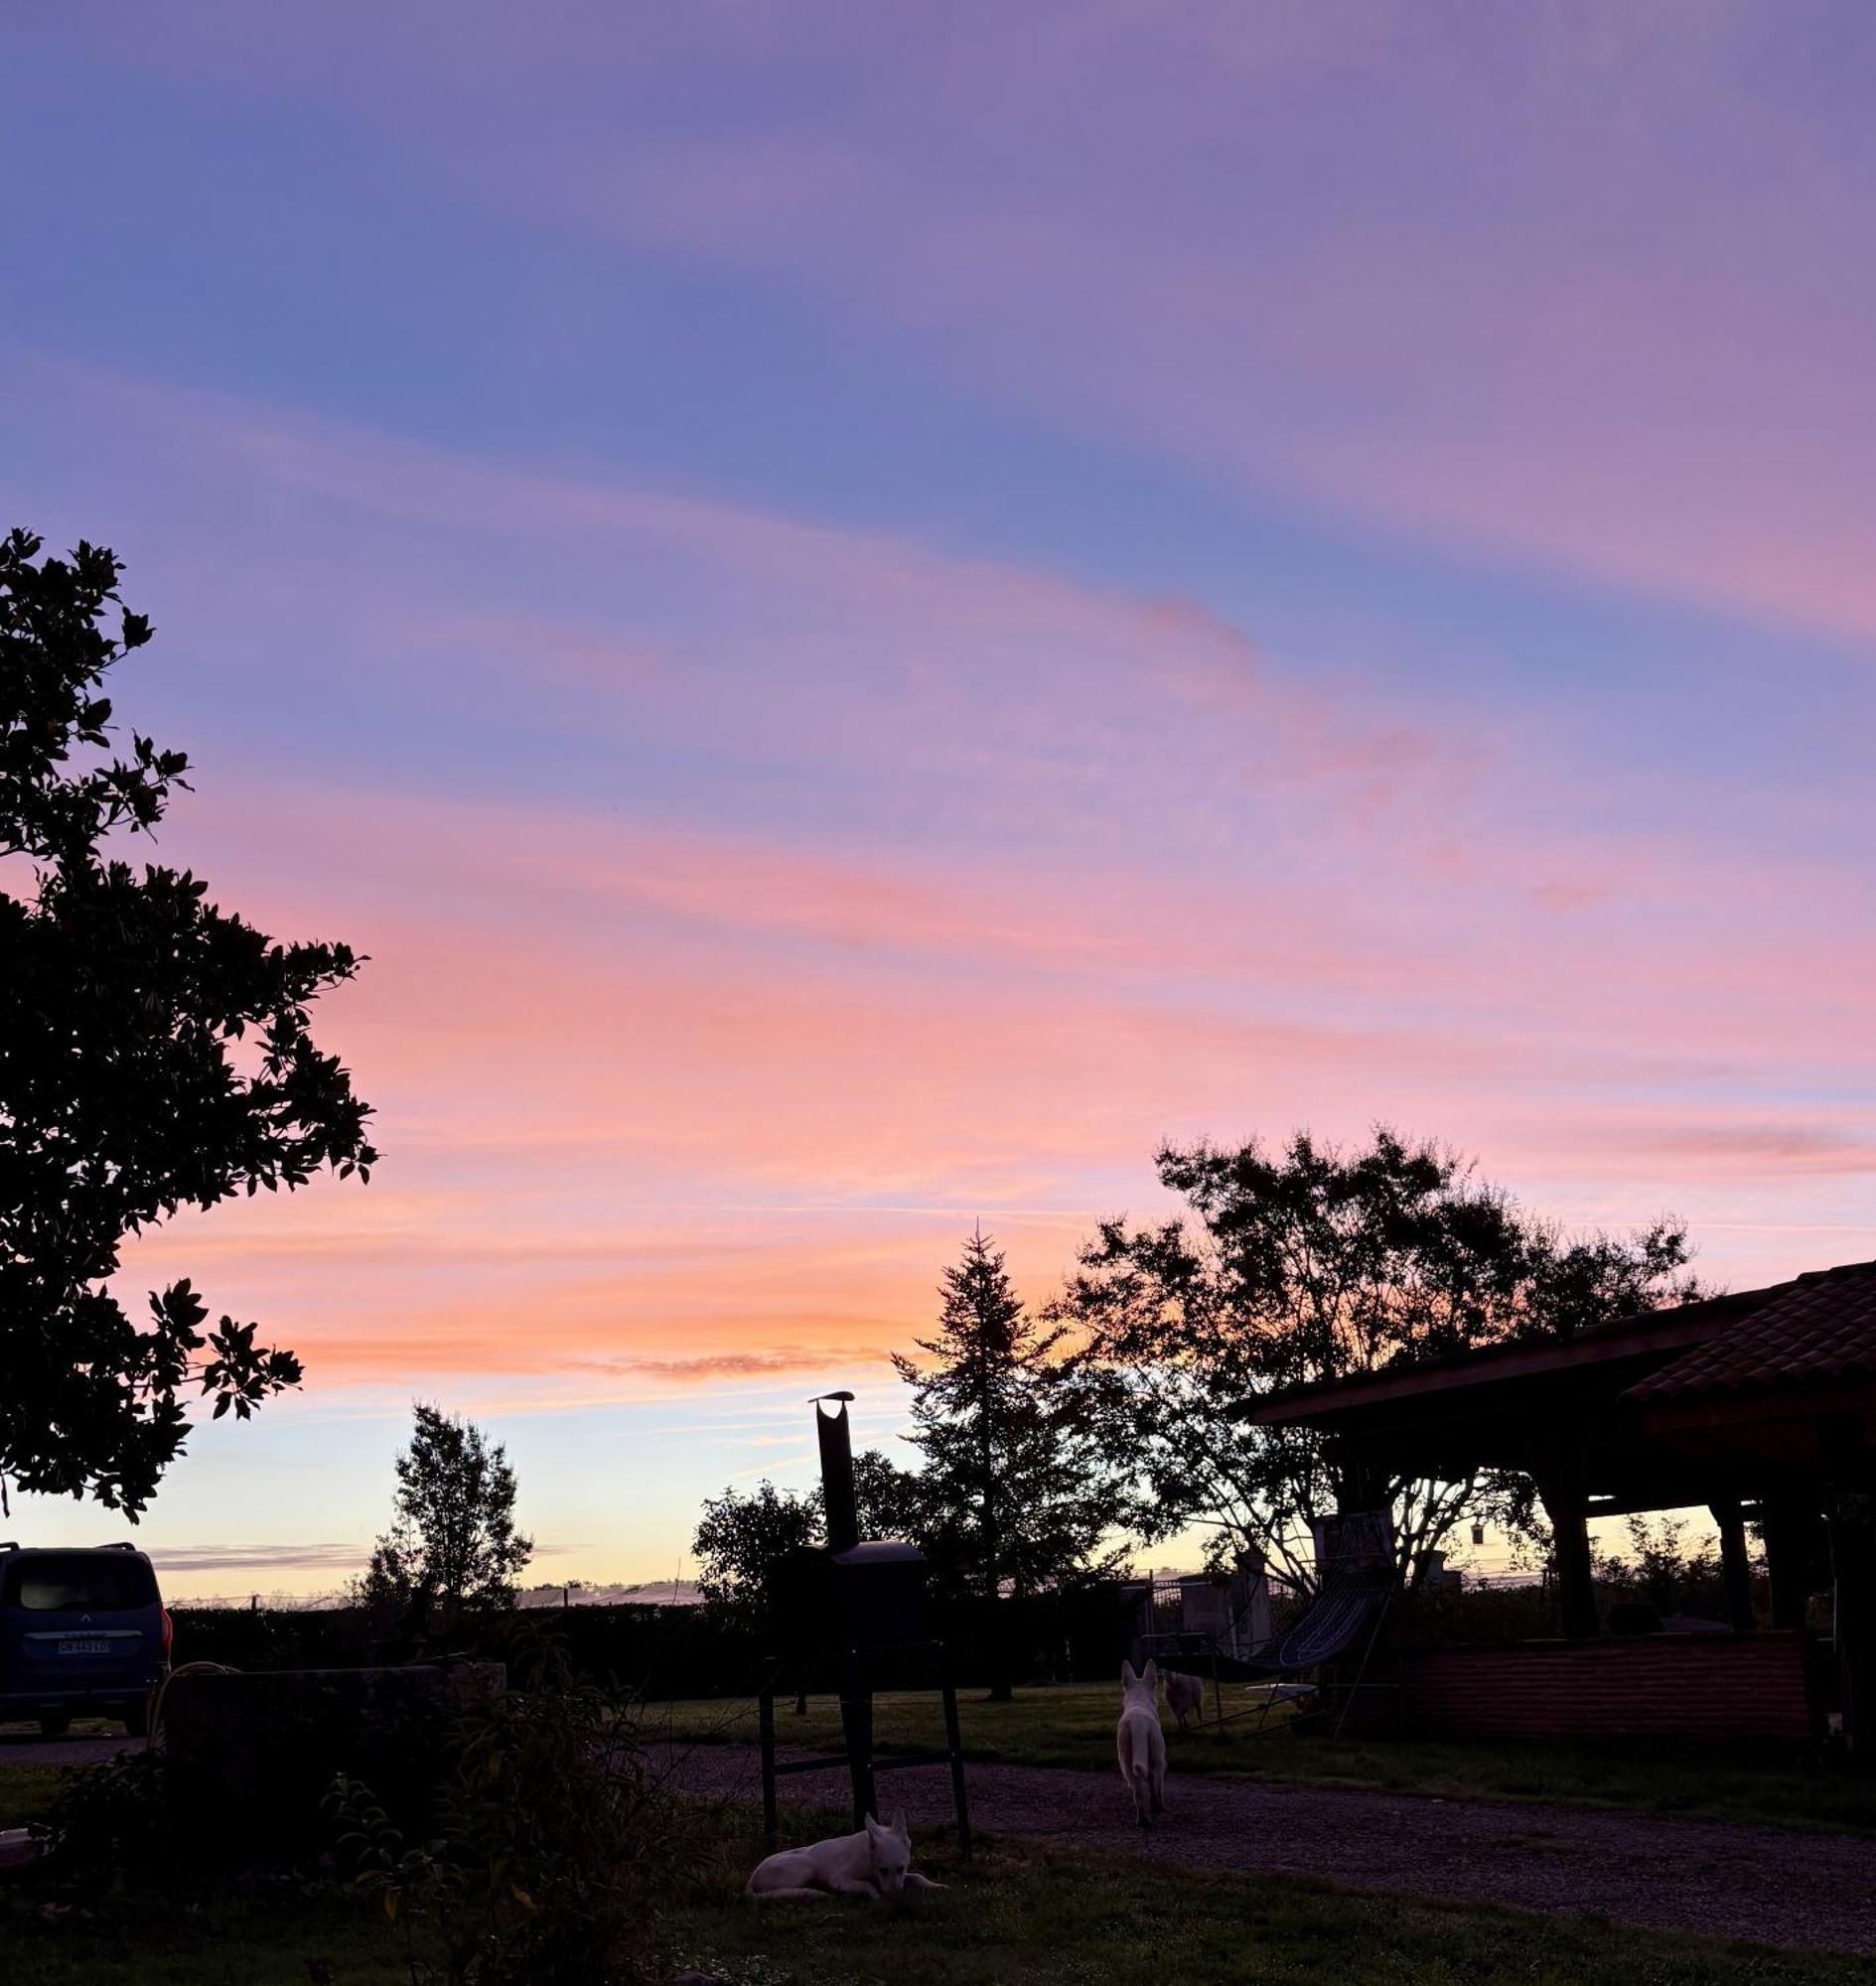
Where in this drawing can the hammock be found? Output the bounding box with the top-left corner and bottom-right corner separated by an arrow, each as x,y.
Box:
1242,1566 -> 1395,1674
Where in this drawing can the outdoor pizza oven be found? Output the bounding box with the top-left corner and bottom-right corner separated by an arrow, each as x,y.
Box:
770,1393 -> 926,1653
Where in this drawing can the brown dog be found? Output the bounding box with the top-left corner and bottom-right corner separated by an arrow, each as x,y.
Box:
1162,1668 -> 1204,1733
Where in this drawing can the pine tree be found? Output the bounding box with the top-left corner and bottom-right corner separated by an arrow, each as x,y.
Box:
365,1403 -> 532,1637
893,1229 -> 1126,1695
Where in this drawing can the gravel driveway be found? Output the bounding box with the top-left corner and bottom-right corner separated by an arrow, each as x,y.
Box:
0,1731 -> 134,1771
661,1742 -> 1876,1957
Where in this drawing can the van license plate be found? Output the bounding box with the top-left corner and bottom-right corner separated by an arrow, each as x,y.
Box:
58,1639 -> 111,1656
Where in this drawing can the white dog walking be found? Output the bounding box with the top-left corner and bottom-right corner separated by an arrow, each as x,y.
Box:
745,1810 -> 946,1903
1116,1659 -> 1167,1827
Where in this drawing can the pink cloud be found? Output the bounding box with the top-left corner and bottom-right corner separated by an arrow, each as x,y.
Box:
8,355 -> 1870,1399
104,767 -> 1876,1389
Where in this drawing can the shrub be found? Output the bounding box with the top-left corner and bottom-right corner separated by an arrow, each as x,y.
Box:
30,1751 -> 179,1887
328,1631 -> 678,1984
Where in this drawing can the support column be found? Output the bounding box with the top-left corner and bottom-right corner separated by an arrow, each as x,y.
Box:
1822,1418 -> 1875,1768
938,1648 -> 972,1866
838,1647 -> 877,1827
1762,1495 -> 1824,1632
1710,1497 -> 1756,1633
758,1687 -> 779,1850
1535,1462 -> 1598,1640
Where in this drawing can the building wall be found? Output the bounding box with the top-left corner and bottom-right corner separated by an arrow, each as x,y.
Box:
1366,1633 -> 1814,1742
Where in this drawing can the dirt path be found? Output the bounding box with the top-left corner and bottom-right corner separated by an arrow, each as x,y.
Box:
661,1742 -> 1876,1957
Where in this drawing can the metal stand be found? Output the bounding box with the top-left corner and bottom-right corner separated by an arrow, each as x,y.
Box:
1325,1588 -> 1401,1739
757,1636 -> 971,1864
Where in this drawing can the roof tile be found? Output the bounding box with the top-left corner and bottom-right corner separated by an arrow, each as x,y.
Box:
1625,1259 -> 1876,1401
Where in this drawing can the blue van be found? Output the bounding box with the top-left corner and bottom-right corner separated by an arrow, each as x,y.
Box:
0,1543 -> 172,1737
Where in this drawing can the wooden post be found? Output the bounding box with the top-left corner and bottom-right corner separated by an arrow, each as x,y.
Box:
1710,1498 -> 1756,1632
838,1647 -> 877,1828
758,1687 -> 779,1850
939,1653 -> 971,1866
1762,1495 -> 1822,1631
1535,1464 -> 1598,1640
1828,1500 -> 1875,1764
1822,1419 -> 1875,1768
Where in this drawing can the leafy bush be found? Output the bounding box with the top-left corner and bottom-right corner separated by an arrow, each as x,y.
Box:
30,1751 -> 178,1886
328,1632 -> 678,1984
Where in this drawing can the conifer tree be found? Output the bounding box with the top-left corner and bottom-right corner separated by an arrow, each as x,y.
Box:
894,1229 -> 1126,1694
365,1404 -> 532,1636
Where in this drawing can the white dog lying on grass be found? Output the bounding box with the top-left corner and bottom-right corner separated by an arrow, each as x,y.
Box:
745,1810 -> 947,1902
1116,1659 -> 1168,1827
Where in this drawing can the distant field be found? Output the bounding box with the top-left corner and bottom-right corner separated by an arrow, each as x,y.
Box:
648,1679 -> 1876,1835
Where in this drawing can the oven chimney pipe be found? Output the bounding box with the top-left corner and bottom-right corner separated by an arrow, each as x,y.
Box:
813,1392 -> 860,1555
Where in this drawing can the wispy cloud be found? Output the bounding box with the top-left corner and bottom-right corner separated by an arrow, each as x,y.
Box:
3,9 -> 1873,1586
572,1346 -> 887,1383
73,3 -> 1876,643
146,1542 -> 363,1576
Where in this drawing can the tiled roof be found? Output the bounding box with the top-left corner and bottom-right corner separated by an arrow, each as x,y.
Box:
1625,1259 -> 1876,1401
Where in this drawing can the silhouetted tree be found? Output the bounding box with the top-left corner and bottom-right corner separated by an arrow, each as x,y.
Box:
0,529 -> 375,1516
692,1481 -> 820,1631
365,1404 -> 532,1636
692,1449 -> 923,1631
1594,1513 -> 1732,1623
850,1444 -> 928,1543
1055,1129 -> 1698,1591
896,1229 -> 1130,1696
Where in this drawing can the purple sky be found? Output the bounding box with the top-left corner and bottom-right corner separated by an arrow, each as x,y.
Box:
2,4 -> 1872,1593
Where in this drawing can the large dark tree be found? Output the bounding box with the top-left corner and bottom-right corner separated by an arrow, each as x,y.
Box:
895,1230 -> 1130,1683
1054,1129 -> 1698,1591
0,529 -> 376,1515
364,1403 -> 533,1636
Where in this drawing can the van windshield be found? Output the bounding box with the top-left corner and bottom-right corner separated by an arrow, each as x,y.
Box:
6,1554 -> 158,1613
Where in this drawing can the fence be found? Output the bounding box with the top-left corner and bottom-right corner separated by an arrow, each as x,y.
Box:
168,1581 -> 1156,1697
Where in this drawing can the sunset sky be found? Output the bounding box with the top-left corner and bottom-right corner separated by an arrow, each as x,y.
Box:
4,4 -> 1873,1598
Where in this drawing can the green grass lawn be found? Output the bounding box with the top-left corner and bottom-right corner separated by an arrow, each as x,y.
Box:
6,1816 -> 1874,1986
668,1817 -> 1876,1986
647,1680 -> 1876,1835
1,1891 -> 420,1985
6,1691 -> 1871,1982
0,1764 -> 68,1829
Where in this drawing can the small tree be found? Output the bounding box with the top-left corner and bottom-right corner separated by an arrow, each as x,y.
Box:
1056,1129 -> 1698,1592
895,1229 -> 1130,1696
691,1481 -> 821,1631
1595,1514 -> 1731,1622
0,528 -> 376,1515
366,1405 -> 532,1637
691,1449 -> 924,1629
